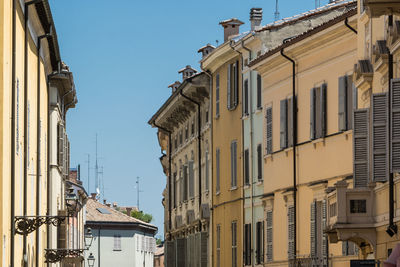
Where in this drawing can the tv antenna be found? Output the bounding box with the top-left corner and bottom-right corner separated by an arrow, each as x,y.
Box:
135,176 -> 144,211
94,133 -> 104,198
274,0 -> 280,21
85,153 -> 90,193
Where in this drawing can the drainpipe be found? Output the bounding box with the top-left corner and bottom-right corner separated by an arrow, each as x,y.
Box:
179,90 -> 202,227
10,0 -> 17,265
36,31 -> 51,267
152,122 -> 172,237
280,42 -> 297,262
344,17 -> 357,34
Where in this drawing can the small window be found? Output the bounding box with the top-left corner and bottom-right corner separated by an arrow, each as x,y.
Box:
231,141 -> 238,188
185,125 -> 188,141
350,199 -> 366,213
174,137 -> 178,151
205,108 -> 209,123
244,79 -> 249,116
179,131 -> 183,145
113,234 -> 121,251
257,144 -> 262,181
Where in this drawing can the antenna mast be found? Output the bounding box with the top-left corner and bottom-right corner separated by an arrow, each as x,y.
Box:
95,134 -> 99,194
86,154 -> 90,193
136,176 -> 144,211
274,0 -> 280,21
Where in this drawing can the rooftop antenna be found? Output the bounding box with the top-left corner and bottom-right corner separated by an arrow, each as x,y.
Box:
94,133 -> 103,199
85,153 -> 90,193
136,176 -> 144,211
274,0 -> 280,21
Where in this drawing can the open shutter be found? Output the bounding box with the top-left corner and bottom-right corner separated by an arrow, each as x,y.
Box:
372,93 -> 388,182
266,211 -> 273,262
257,74 -> 262,109
310,88 -> 316,139
353,108 -> 370,188
234,60 -> 239,107
183,165 -> 188,201
205,151 -> 209,191
227,64 -> 231,109
57,124 -> 64,167
266,107 -> 273,154
244,79 -> 249,115
288,97 -> 294,147
310,201 -> 317,258
177,238 -> 186,267
257,144 -> 262,180
321,83 -> 327,137
391,79 -> 400,172
231,141 -> 237,187
338,76 -> 347,131
280,99 -> 288,149
244,149 -> 249,185
189,161 -> 194,198
288,206 -> 295,259
231,142 -> 234,187
200,232 -> 208,267
347,75 -> 354,129
216,149 -> 220,192
322,200 -> 328,267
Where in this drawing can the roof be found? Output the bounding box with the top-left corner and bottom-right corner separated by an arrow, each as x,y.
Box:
219,18 -> 244,26
154,245 -> 164,256
178,65 -> 198,73
198,43 -> 215,53
86,199 -> 157,233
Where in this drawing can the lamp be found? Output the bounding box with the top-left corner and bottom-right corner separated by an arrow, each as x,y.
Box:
65,187 -> 78,215
84,228 -> 93,249
87,253 -> 95,267
386,224 -> 398,237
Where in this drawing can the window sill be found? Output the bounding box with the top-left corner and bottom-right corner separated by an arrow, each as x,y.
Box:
113,249 -> 122,251
244,184 -> 250,189
264,153 -> 273,161
312,138 -> 325,148
256,180 -> 263,186
229,186 -> 238,191
284,147 -> 293,155
216,191 -> 221,196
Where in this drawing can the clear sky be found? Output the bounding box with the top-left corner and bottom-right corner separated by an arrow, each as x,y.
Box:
49,0 -> 332,238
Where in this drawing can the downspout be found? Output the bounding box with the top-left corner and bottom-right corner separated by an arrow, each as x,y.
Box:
344,17 -> 357,34
10,0 -> 17,265
152,122 -> 172,237
280,43 -> 297,263
179,90 -> 202,224
46,58 -> 51,267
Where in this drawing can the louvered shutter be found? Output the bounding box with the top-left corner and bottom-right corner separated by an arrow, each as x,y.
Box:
227,64 -> 231,109
183,165 -> 188,201
234,60 -> 239,107
322,200 -> 328,266
353,109 -> 370,188
391,79 -> 400,172
57,210 -> 67,248
216,149 -> 220,192
216,225 -> 221,267
266,211 -> 273,262
310,88 -> 316,139
321,83 -> 327,137
231,142 -> 234,187
288,206 -> 295,259
244,79 -> 249,115
257,144 -> 262,180
166,241 -> 174,267
347,75 -> 354,129
310,201 -> 317,258
280,99 -> 288,149
57,124 -> 64,168
189,161 -> 194,198
216,74 -> 220,117
231,141 -> 237,187
244,149 -> 249,185
257,74 -> 262,109
200,232 -> 208,267
266,107 -> 273,154
205,151 -> 209,191
246,224 -> 252,265
338,76 -> 347,131
177,238 -> 186,267
288,97 -> 294,147
372,93 -> 388,182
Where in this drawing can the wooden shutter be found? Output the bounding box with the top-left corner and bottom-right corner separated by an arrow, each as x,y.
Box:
216,149 -> 220,192
288,97 -> 294,147
231,141 -> 237,187
216,74 -> 220,117
266,107 -> 273,154
310,201 -> 317,257
234,60 -> 239,107
347,75 -> 354,129
184,165 -> 188,201
200,232 -> 208,267
338,76 -> 347,131
256,221 -> 263,264
205,151 -> 209,191
244,149 -> 249,185
322,200 -> 328,266
166,241 -> 174,267
57,210 -> 67,248
189,161 -> 194,198
353,108 -> 370,188
391,79 -> 400,172
257,74 -> 262,109
372,93 -> 389,182
310,88 -> 316,140
266,211 -> 273,262
57,124 -> 64,168
231,222 -> 237,267
177,238 -> 186,267
227,64 -> 231,109
321,83 -> 327,137
216,225 -> 221,267
179,169 -> 183,204
245,224 -> 251,265
257,144 -> 262,180
244,79 -> 249,115
173,172 -> 177,208
280,99 -> 288,149
288,206 -> 295,259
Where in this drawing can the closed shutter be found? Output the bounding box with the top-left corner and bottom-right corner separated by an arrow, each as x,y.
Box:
57,210 -> 67,249
266,211 -> 273,262
231,222 -> 237,267
310,201 -> 317,258
338,76 -> 347,131
342,241 -> 348,256
257,144 -> 262,180
179,169 -> 183,204
322,200 -> 328,266
231,141 -> 237,187
183,165 -> 188,201
227,64 -> 231,109
216,74 -> 220,117
257,74 -> 262,109
353,108 -> 370,188
57,124 -> 64,168
372,93 -> 388,182
216,149 -> 220,192
280,99 -> 288,149
391,79 -> 400,172
200,232 -> 208,267
256,221 -> 263,264
244,79 -> 249,115
216,225 -> 221,267
266,107 -> 273,154
189,161 -> 194,198
166,241 -> 174,267
288,206 -> 295,259
288,97 -> 294,147
310,88 -> 316,139
177,238 -> 186,267
321,84 -> 327,137
234,60 -> 239,107
245,224 -> 252,265
205,151 -> 209,191
173,172 -> 177,208
347,75 -> 354,129
244,149 -> 249,185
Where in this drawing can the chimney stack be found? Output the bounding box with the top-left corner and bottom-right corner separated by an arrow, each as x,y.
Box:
250,8 -> 263,31
113,202 -> 118,208
219,18 -> 244,42
198,44 -> 216,58
168,81 -> 181,93
103,199 -> 107,204
91,193 -> 97,200
178,65 -> 197,81
126,207 -> 132,216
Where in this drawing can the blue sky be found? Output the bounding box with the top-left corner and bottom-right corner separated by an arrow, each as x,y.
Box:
49,0 -> 331,238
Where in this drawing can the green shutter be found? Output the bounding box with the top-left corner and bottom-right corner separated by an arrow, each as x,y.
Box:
310,88 -> 316,139
353,108 -> 370,188
266,107 -> 273,154
280,99 -> 288,149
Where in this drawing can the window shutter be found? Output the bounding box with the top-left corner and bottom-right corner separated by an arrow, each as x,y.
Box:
288,206 -> 295,259
288,97 -> 294,147
216,74 -> 220,117
245,224 -> 252,265
231,141 -> 237,187
391,79 -> 400,172
353,108 -> 370,188
177,238 -> 186,267
227,64 -> 231,109
338,76 -> 347,131
372,93 -> 388,182
244,79 -> 249,115
189,161 -> 194,198
342,241 -> 348,256
244,149 -> 249,185
310,201 -> 317,257
257,74 -> 262,109
310,88 -> 316,140
321,83 -> 327,137
347,75 -> 354,129
266,211 -> 273,262
179,169 -> 183,204
205,151 -> 209,191
257,144 -> 262,180
266,107 -> 273,154
200,232 -> 208,267
216,149 -> 220,192
231,142 -> 234,187
166,241 -> 175,267
57,124 -> 64,168
183,165 -> 188,200
280,99 -> 288,149
322,200 -> 328,266
216,225 -> 221,267
234,60 -> 239,107
231,222 -> 237,267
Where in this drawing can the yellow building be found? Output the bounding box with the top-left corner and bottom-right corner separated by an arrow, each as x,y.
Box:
0,1 -> 80,266
201,18 -> 244,267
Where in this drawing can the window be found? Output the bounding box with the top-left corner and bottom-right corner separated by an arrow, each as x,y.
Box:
329,202 -> 337,217
227,61 -> 239,110
280,97 -> 295,149
230,141 -> 237,188
310,84 -> 327,140
179,130 -> 183,145
257,74 -> 262,109
265,107 -> 273,154
57,124 -> 64,167
342,241 -> 358,256
256,221 -> 264,264
350,199 -> 367,213
174,137 -> 178,151
188,161 -> 194,199
206,107 -> 209,124
185,125 -> 188,141
216,74 -> 220,117
266,211 -> 273,262
244,79 -> 249,116
183,164 -> 188,201
244,223 -> 252,265
232,221 -> 237,267
217,224 -> 221,267
191,120 -> 195,136
244,149 -> 250,185
205,150 -> 209,191
310,201 -> 328,264
288,206 -> 295,259
216,148 -> 220,193
257,144 -> 262,181
173,172 -> 177,208
113,235 -> 121,251
338,76 -> 355,131
179,165 -> 183,204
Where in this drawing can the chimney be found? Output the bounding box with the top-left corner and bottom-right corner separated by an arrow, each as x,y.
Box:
250,8 -> 263,31
106,203 -> 111,207
168,81 -> 181,93
178,65 -> 197,81
126,207 -> 132,216
91,193 -> 97,200
112,202 -> 118,208
103,199 -> 107,204
198,44 -> 216,59
219,18 -> 244,42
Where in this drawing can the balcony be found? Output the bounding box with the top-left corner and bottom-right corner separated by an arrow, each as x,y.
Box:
325,180 -> 376,258
363,0 -> 400,18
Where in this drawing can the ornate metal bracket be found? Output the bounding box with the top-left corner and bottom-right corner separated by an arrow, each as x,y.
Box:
44,249 -> 85,263
14,216 -> 66,235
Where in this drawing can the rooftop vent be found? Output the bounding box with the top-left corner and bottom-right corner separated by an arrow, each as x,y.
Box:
219,18 -> 244,42
178,65 -> 197,81
250,8 -> 263,31
168,81 -> 181,93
